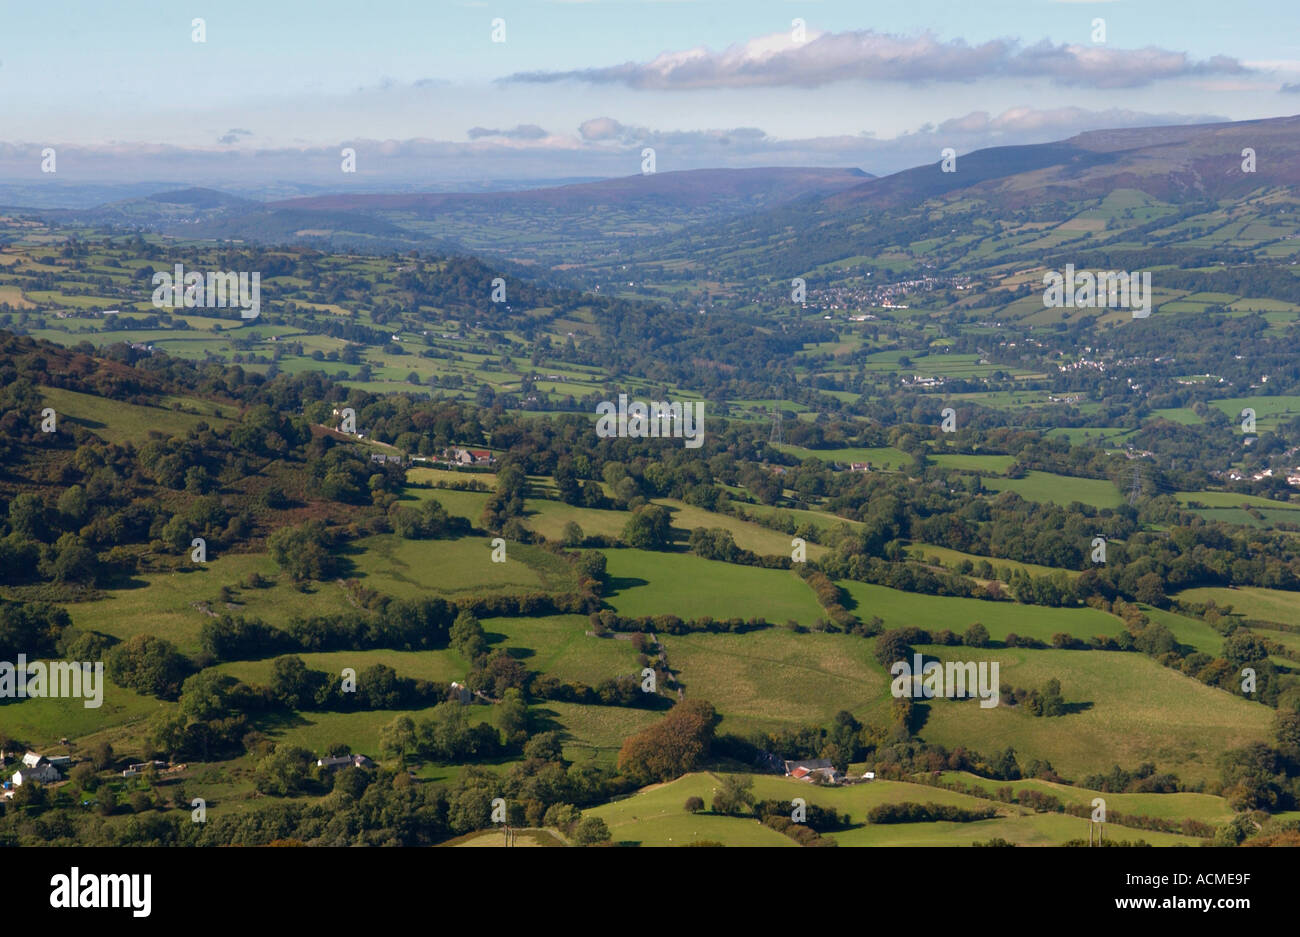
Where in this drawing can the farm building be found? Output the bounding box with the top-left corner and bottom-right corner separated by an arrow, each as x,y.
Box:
13,762 -> 61,786
452,448 -> 495,465
316,754 -> 374,771
783,758 -> 843,784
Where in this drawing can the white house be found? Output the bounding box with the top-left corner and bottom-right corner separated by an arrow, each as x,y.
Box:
13,763 -> 60,786
316,754 -> 374,771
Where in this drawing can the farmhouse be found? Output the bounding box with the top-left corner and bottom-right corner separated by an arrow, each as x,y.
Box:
783,758 -> 842,784
316,753 -> 374,771
13,762 -> 61,786
452,448 -> 495,465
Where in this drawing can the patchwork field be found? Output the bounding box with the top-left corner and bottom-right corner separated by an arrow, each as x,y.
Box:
601,548 -> 825,623
349,534 -> 575,599
1176,585 -> 1300,627
68,554 -> 356,655
838,580 -> 1121,641
39,385 -> 234,444
916,646 -> 1272,784
664,628 -> 889,733
583,772 -> 1207,847
981,471 -> 1125,509
485,614 -> 643,686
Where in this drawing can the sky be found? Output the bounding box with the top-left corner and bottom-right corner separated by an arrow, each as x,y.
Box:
2,0 -> 1298,194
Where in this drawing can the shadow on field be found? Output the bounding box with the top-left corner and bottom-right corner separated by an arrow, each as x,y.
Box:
98,571 -> 158,591
527,705 -> 565,736
252,708 -> 313,736
67,415 -> 107,432
604,575 -> 649,596
909,700 -> 931,733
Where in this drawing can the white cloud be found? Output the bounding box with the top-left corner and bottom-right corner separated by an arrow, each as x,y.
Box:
505,28 -> 1249,91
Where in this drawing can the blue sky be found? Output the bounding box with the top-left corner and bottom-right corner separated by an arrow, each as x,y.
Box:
2,0 -> 1298,190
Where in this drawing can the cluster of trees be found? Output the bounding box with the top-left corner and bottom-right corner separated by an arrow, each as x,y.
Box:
388,497 -> 467,540
1213,712 -> 1300,812
267,521 -> 339,581
866,802 -> 998,824
798,568 -> 857,630
0,600 -> 74,660
379,700 -> 516,766
106,634 -> 191,699
590,610 -> 770,636
686,526 -> 789,569
530,673 -> 660,709
1002,678 -> 1068,717
1080,762 -> 1181,795
1061,802 -> 1215,838
617,699 -> 717,784
622,504 -> 674,550
267,655 -> 445,712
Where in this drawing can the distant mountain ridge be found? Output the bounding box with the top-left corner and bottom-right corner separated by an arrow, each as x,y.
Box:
824,115 -> 1300,210
40,166 -> 874,260
269,167 -> 872,213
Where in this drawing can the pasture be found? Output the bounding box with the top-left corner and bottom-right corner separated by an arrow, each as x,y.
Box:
601,549 -> 825,623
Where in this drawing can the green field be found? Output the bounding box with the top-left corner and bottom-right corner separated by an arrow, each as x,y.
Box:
1176,490 -> 1300,511
917,646 -> 1272,784
738,503 -> 863,537
601,549 -> 825,623
583,771 -> 1206,846
652,499 -> 827,557
0,682 -> 168,749
350,534 -> 574,599
532,700 -> 662,765
68,554 -> 356,656
771,443 -> 911,470
931,453 -> 1017,474
254,703 -> 468,755
839,580 -> 1120,642
1209,395 -> 1300,429
905,542 -> 1079,579
1176,585 -> 1300,627
1140,605 -> 1226,656
485,615 -> 642,686
215,647 -> 471,686
934,771 -> 1231,825
665,628 -> 888,733
982,471 -> 1124,508
40,385 -> 233,444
